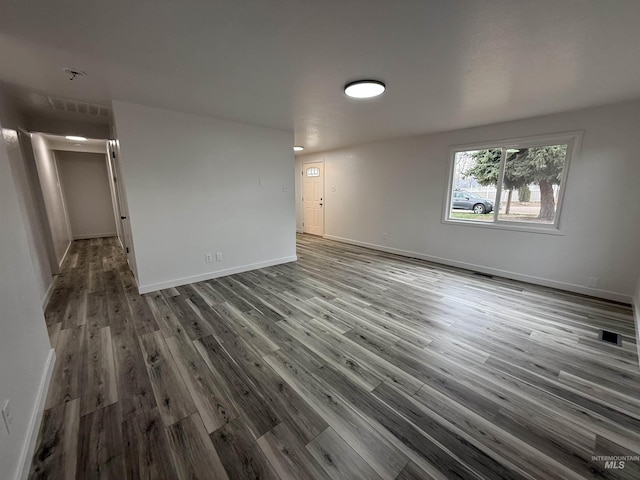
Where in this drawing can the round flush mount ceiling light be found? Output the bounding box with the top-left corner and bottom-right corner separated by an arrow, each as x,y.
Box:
66,136 -> 87,141
344,80 -> 386,98
293,146 -> 304,152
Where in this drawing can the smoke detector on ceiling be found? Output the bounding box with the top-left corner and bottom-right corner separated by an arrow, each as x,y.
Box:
63,67 -> 87,81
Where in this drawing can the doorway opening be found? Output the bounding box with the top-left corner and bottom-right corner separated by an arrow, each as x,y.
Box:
28,133 -> 136,290
57,151 -> 117,240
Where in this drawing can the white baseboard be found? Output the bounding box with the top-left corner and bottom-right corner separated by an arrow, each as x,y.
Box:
72,232 -> 117,240
41,275 -> 58,310
323,234 -> 632,304
58,241 -> 72,269
138,255 -> 298,294
17,348 -> 55,480
633,294 -> 640,370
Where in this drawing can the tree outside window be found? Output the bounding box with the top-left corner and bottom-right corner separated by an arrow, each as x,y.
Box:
446,133 -> 578,231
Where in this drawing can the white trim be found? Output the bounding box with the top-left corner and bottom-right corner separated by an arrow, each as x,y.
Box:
52,152 -> 74,245
137,255 -> 298,294
446,130 -> 585,157
72,232 -> 118,240
16,348 -> 56,480
41,275 -> 58,310
129,267 -> 139,290
442,219 -> 565,236
105,146 -> 123,242
323,234 -> 632,304
633,294 -> 640,370
58,240 -> 72,269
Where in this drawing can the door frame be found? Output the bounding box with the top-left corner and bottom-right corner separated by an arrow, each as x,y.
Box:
301,159 -> 325,236
106,144 -> 124,244
106,139 -> 136,276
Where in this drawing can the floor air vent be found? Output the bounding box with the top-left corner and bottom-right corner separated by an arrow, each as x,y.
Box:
599,330 -> 621,346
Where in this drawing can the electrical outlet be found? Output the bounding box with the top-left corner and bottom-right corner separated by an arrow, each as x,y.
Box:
216,252 -> 223,261
2,399 -> 12,434
282,185 -> 287,192
587,277 -> 599,288
259,177 -> 264,187
331,185 -> 337,192
383,233 -> 388,240
205,253 -> 213,263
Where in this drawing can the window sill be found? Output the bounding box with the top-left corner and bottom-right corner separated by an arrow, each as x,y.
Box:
442,218 -> 564,236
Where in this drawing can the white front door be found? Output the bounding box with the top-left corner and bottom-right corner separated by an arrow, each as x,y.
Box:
303,162 -> 324,236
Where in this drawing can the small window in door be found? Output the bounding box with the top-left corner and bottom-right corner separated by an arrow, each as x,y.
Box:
306,167 -> 320,177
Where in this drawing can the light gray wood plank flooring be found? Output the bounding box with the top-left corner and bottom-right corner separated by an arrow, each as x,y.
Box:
29,234 -> 639,479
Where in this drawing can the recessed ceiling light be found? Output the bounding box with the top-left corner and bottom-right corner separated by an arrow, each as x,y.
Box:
293,146 -> 304,152
74,144 -> 82,146
66,136 -> 87,141
344,80 -> 386,98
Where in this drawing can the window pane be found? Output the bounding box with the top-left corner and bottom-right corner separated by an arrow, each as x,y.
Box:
306,167 -> 320,177
449,149 -> 499,222
497,145 -> 568,224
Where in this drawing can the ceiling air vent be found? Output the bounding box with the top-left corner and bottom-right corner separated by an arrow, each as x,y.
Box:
46,96 -> 111,117
599,330 -> 621,346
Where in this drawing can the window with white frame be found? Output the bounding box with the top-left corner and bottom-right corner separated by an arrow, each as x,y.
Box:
444,132 -> 580,231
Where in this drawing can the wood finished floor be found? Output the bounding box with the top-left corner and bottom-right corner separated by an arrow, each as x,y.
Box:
29,234 -> 640,480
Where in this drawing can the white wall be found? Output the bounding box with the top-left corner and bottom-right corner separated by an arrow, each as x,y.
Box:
107,135 -> 137,277
112,101 -> 296,293
31,134 -> 72,267
56,151 -> 117,239
296,100 -> 640,302
0,91 -> 56,306
0,119 -> 54,480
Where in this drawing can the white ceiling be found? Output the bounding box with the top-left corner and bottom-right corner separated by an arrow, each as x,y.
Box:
2,1 -> 640,153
